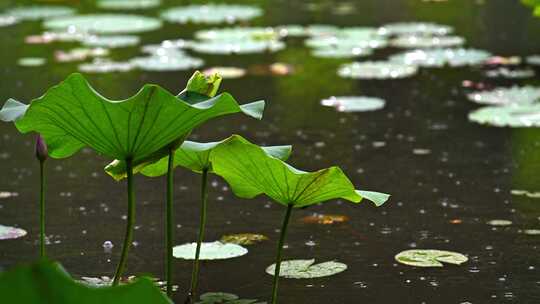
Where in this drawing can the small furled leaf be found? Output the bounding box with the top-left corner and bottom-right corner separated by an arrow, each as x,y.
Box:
0,99 -> 29,122
136,135 -> 291,177
2,73 -> 264,169
395,249 -> 468,267
265,259 -> 347,279
209,136 -> 389,208
0,260 -> 172,304
173,241 -> 248,260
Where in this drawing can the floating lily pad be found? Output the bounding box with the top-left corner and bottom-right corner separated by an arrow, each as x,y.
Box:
391,34 -> 465,48
78,58 -> 135,73
173,241 -> 248,260
17,57 -> 46,67
390,48 -> 491,67
511,189 -> 540,198
25,30 -> 90,44
301,214 -> 350,225
468,104 -> 540,127
0,191 -> 18,199
275,25 -> 308,37
44,14 -> 162,34
7,6 -> 75,21
220,233 -> 268,245
197,292 -> 264,304
395,249 -> 468,267
97,0 -> 161,10
485,67 -> 535,79
162,5 -> 262,24
467,86 -> 540,106
0,15 -> 18,27
203,67 -> 246,79
131,55 -> 203,71
321,96 -> 385,112
190,40 -> 285,55
265,259 -> 347,279
55,48 -> 109,62
195,27 -> 278,42
311,46 -> 372,58
523,229 -> 540,235
82,35 -> 140,48
338,61 -> 418,79
379,22 -> 453,36
305,35 -> 387,50
0,224 -> 27,240
487,219 -> 513,226
526,55 -> 540,66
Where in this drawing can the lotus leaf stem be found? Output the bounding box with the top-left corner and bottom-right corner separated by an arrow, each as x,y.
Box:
271,203 -> 294,304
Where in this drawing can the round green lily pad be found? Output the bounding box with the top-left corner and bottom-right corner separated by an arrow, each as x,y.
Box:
526,55 -> 540,66
78,59 -> 135,73
18,57 -> 46,67
161,4 -> 262,24
7,6 -> 75,21
190,40 -> 285,55
467,86 -> 540,106
0,191 -> 18,199
485,67 -> 535,79
265,259 -> 347,279
44,14 -> 162,34
0,224 -> 27,240
203,67 -> 246,79
311,46 -> 372,58
200,292 -> 238,302
173,241 -> 248,260
0,15 -> 18,27
379,22 -> 453,36
390,48 -> 491,67
487,219 -> 513,226
321,96 -> 385,112
82,35 -> 140,48
305,35 -> 387,50
97,0 -> 161,10
468,104 -> 540,128
523,229 -> 540,235
391,34 -> 465,48
130,55 -> 203,71
195,27 -> 278,42
395,249 -> 468,267
338,61 -> 418,79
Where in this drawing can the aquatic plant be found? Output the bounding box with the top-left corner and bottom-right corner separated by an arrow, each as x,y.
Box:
129,135 -> 291,301
35,135 -> 47,257
209,136 -> 389,304
0,72 -> 264,288
0,260 -> 172,304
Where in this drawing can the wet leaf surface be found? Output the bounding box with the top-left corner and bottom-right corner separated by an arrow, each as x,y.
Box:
265,259 -> 347,279
172,241 -> 248,260
395,250 -> 468,267
220,233 -> 269,245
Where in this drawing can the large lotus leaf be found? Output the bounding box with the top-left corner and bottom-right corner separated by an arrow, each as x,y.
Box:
133,135 -> 291,178
209,136 -> 389,208
1,73 -> 264,168
0,260 -> 172,304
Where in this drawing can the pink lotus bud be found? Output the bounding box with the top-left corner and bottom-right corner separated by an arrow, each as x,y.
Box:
35,134 -> 48,162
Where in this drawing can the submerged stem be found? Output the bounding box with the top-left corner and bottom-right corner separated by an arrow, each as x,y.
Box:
166,148 -> 175,296
271,203 -> 294,304
39,160 -> 46,258
113,158 -> 135,286
188,167 -> 209,303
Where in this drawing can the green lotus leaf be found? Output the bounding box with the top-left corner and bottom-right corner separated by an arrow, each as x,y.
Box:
132,135 -> 291,178
209,135 -> 389,208
0,260 -> 172,304
0,73 -> 264,170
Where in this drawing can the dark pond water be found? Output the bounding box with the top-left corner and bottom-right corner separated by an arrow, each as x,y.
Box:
1,0 -> 540,303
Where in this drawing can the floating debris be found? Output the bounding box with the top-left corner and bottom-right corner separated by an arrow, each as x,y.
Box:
97,0 -> 161,10
511,189 -> 540,198
487,220 -> 513,226
7,6 -> 75,21
0,15 -> 18,27
78,58 -> 135,73
17,57 -> 46,67
0,224 -> 27,240
395,249 -> 468,267
321,96 -> 386,112
390,48 -> 491,67
203,67 -> 246,79
338,61 -> 418,79
467,86 -> 540,106
44,14 -> 163,34
301,214 -> 350,225
190,40 -> 285,55
220,233 -> 268,245
172,241 -> 248,260
468,104 -> 540,127
269,62 -> 294,75
390,34 -> 465,48
485,67 -> 535,79
161,5 -> 262,24
379,22 -> 453,36
82,35 -> 140,48
266,259 -> 347,279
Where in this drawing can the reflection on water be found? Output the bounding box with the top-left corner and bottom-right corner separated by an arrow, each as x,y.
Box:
0,0 -> 540,303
